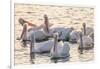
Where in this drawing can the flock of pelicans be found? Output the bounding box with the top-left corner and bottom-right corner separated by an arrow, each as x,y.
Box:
17,14 -> 94,63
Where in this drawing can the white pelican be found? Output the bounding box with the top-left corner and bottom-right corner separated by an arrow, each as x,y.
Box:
42,14 -> 74,41
30,32 -> 70,57
50,27 -> 74,41
78,23 -> 94,54
30,32 -> 55,53
50,33 -> 70,59
69,30 -> 80,43
69,23 -> 93,43
17,15 -> 53,43
78,32 -> 93,54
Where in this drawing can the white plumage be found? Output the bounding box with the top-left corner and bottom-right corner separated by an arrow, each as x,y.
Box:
69,30 -> 80,43
78,35 -> 93,48
50,33 -> 70,58
32,39 -> 54,53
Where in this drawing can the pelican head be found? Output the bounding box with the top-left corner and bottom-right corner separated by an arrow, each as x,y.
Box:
18,18 -> 27,26
82,23 -> 86,35
43,14 -> 49,33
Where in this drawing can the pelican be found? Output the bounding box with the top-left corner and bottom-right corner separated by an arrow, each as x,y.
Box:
78,23 -> 94,54
42,14 -> 74,41
50,33 -> 70,59
82,23 -> 94,45
50,27 -> 74,41
17,15 -> 54,44
69,23 -> 93,43
29,31 -> 56,53
69,30 -> 80,43
78,32 -> 93,54
30,32 -> 61,53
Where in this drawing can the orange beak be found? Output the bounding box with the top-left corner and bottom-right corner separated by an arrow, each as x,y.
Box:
44,15 -> 49,33
19,18 -> 36,27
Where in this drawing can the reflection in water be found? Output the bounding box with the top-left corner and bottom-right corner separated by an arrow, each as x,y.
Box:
79,49 -> 94,62
51,56 -> 70,63
15,42 -> 94,64
51,57 -> 70,63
